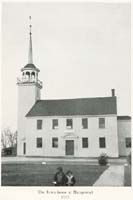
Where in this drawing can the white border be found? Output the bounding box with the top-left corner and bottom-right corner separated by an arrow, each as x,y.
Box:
0,0 -> 132,200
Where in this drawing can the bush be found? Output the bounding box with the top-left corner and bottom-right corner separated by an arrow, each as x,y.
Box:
98,153 -> 108,166
127,152 -> 131,165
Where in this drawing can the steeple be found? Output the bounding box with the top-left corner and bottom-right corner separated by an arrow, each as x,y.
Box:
28,16 -> 33,64
17,17 -> 43,156
17,16 -> 42,89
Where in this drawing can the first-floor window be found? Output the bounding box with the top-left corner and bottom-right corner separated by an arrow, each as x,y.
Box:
99,137 -> 106,148
52,137 -> 58,148
36,137 -> 42,148
82,138 -> 88,148
125,137 -> 131,148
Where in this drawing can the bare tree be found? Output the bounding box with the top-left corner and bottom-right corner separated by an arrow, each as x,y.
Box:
1,128 -> 17,149
1,131 -> 7,149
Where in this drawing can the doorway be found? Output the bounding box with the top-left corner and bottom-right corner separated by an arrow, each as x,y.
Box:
65,140 -> 74,155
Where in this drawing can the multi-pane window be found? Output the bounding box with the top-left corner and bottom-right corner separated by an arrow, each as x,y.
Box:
99,137 -> 106,148
52,138 -> 58,148
36,137 -> 42,148
82,118 -> 88,129
125,137 -> 131,148
66,119 -> 73,129
37,120 -> 42,130
82,138 -> 88,148
99,118 -> 105,129
52,119 -> 58,129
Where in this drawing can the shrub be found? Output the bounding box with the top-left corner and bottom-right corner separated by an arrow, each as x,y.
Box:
98,153 -> 108,166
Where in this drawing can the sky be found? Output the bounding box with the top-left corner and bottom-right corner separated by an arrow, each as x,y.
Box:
2,2 -> 131,131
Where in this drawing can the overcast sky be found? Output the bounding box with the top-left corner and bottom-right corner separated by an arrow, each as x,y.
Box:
2,2 -> 131,130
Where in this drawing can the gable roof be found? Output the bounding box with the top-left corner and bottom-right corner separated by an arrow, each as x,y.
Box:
117,116 -> 131,120
26,96 -> 117,117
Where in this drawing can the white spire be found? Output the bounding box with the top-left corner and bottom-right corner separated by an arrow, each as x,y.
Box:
28,16 -> 33,64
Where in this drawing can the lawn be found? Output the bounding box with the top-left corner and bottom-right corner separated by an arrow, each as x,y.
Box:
1,163 -> 107,186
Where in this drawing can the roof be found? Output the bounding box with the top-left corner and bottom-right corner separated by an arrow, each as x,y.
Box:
24,63 -> 36,69
26,96 -> 117,117
117,116 -> 131,120
21,63 -> 40,72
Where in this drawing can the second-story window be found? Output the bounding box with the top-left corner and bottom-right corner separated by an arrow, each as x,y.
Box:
99,118 -> 105,129
82,118 -> 88,129
37,120 -> 42,130
66,119 -> 73,129
52,119 -> 58,129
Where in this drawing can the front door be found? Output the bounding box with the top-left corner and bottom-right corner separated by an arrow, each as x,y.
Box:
65,140 -> 74,155
23,142 -> 26,155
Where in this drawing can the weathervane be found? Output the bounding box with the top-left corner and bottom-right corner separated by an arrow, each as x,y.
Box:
28,16 -> 33,64
29,16 -> 32,35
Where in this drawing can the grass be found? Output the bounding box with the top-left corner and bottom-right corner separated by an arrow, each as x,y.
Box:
124,165 -> 131,186
1,163 -> 107,186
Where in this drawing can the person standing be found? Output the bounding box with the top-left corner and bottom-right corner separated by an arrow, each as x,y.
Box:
65,170 -> 76,186
53,167 -> 66,186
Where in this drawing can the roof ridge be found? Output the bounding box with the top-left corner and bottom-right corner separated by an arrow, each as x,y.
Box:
38,96 -> 116,101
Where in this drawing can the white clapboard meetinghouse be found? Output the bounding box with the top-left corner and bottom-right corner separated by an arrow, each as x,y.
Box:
17,19 -> 131,158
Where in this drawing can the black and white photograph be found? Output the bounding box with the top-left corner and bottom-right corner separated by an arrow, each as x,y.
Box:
1,0 -> 131,191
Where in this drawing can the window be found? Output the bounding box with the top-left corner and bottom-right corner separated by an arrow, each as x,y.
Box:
82,118 -> 88,129
52,119 -> 58,129
125,137 -> 131,148
36,138 -> 42,148
52,138 -> 58,148
66,119 -> 73,129
99,118 -> 105,129
82,138 -> 88,148
37,120 -> 42,130
99,137 -> 106,148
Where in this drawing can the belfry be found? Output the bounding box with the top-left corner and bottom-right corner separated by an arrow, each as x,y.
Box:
18,16 -> 42,87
